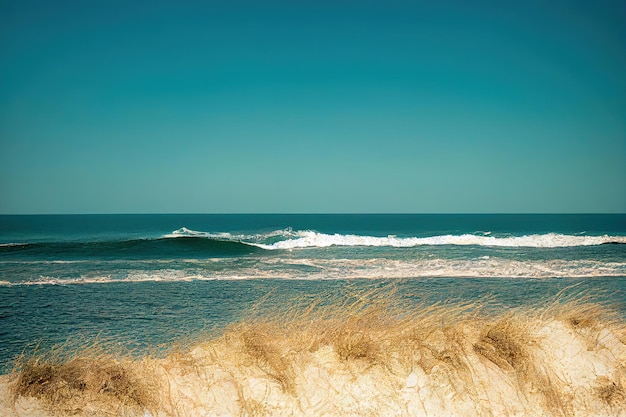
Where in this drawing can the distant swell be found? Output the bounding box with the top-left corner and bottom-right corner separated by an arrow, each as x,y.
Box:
0,237 -> 260,260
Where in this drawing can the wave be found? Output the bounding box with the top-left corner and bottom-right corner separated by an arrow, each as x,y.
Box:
2,228 -> 624,266
0,243 -> 29,248
3,294 -> 625,417
252,231 -> 626,249
3,228 -> 624,260
162,227 -> 626,249
0,236 -> 260,260
163,227 -> 298,242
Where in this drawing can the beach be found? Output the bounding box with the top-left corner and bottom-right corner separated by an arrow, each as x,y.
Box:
2,0 -> 625,413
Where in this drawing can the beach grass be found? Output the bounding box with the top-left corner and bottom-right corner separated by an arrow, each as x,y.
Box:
4,286 -> 626,416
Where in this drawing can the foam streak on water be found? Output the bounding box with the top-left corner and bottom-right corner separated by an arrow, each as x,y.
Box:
1,257 -> 625,285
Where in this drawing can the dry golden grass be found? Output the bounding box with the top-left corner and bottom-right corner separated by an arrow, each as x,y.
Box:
10,342 -> 160,416
6,285 -> 626,416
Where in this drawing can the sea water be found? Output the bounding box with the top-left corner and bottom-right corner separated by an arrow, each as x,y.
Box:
1,214 -> 625,371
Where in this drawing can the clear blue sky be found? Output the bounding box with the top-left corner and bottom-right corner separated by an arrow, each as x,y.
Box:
1,0 -> 624,213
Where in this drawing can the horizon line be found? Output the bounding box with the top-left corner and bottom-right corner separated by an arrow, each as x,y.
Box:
1,212 -> 625,216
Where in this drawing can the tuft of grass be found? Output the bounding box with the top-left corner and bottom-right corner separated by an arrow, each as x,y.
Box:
595,376 -> 625,406
10,342 -> 160,416
474,317 -> 530,373
239,324 -> 296,394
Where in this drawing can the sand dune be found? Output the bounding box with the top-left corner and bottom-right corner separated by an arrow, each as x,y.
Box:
2,293 -> 625,417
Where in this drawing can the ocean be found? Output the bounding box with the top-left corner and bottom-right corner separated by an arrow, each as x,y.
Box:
0,214 -> 626,417
1,214 -> 626,416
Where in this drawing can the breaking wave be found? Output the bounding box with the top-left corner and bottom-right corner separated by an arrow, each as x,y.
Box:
3,228 -> 624,261
166,227 -> 626,249
251,231 -> 626,249
163,227 -> 297,241
3,227 -> 624,285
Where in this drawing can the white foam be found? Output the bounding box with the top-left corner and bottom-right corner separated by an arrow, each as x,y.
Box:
163,227 -> 298,242
2,257 -> 624,286
162,227 -> 626,249
6,271 -> 212,286
252,232 -> 626,250
163,227 -> 232,239
250,258 -> 626,279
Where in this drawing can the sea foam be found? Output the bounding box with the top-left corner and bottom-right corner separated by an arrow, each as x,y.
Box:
253,231 -> 626,249
163,227 -> 297,241
2,257 -> 624,286
165,227 -> 626,249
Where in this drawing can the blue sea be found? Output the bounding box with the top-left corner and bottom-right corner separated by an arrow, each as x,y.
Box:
1,214 -> 625,371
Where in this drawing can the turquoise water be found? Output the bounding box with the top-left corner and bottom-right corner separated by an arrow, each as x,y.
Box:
1,214 -> 625,370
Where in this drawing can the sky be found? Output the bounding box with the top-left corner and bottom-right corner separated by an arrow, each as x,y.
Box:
0,0 -> 624,214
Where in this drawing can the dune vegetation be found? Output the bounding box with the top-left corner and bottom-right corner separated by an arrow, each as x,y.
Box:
2,287 -> 625,416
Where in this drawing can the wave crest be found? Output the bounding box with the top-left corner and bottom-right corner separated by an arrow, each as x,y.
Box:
252,231 -> 626,250
163,227 -> 299,243
162,228 -> 626,250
